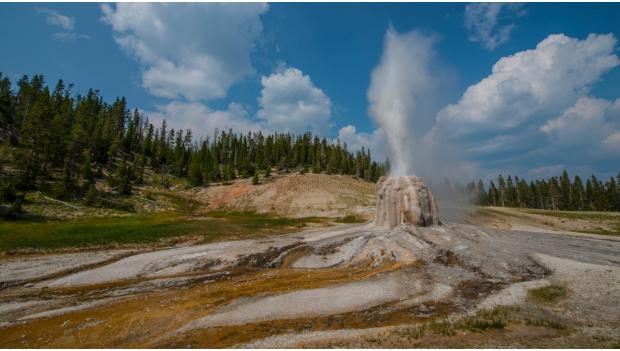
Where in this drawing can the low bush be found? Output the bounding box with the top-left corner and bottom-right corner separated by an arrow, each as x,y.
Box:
528,284 -> 568,304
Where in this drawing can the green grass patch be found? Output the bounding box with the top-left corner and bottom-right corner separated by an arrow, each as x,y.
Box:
335,214 -> 367,223
528,284 -> 568,304
395,305 -> 567,342
525,316 -> 566,329
578,225 -> 620,236
0,211 -> 320,253
148,190 -> 201,213
398,306 -> 515,339
520,208 -> 620,221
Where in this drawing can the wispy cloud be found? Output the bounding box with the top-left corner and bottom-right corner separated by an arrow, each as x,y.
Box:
53,32 -> 89,42
528,164 -> 565,178
464,3 -> 526,50
37,7 -> 74,30
36,7 -> 87,42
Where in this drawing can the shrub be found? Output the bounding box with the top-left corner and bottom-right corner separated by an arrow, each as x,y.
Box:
528,284 -> 567,304
85,185 -> 98,206
0,179 -> 17,203
337,214 -> 366,223
252,170 -> 259,185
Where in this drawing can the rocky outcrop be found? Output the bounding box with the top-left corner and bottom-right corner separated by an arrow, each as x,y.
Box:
374,176 -> 439,228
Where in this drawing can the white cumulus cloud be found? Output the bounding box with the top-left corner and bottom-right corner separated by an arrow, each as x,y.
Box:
542,97 -> 620,150
335,125 -> 388,161
147,101 -> 262,141
146,65 -> 336,141
257,67 -> 332,135
602,132 -> 620,149
101,3 -> 268,101
434,33 -> 619,141
464,3 -> 525,50
420,33 -> 620,179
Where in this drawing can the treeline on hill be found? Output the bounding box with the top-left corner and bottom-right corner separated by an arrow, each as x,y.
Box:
0,73 -> 388,215
438,170 -> 620,212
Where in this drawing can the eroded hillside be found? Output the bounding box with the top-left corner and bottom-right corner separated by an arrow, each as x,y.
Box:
187,173 -> 377,219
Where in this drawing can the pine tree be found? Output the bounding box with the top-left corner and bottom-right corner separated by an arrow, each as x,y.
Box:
188,155 -> 203,186
476,179 -> 487,205
53,159 -> 77,199
81,150 -> 95,188
116,159 -> 133,195
572,176 -> 585,210
548,177 -> 560,210
560,170 -> 572,210
133,154 -> 145,185
252,167 -> 259,185
488,181 -> 498,206
85,183 -> 98,206
497,175 -> 506,207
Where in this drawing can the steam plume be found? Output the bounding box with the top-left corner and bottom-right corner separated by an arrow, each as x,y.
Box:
367,27 -> 439,176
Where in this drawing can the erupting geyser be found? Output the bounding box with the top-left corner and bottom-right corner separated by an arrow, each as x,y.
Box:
374,176 -> 439,228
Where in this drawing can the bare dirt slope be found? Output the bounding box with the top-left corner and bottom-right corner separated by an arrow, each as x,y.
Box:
188,173 -> 377,219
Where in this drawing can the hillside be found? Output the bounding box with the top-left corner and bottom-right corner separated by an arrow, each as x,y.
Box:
188,173 -> 377,219
0,173 -> 379,254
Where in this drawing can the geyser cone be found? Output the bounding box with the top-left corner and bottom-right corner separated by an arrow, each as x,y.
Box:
374,176 -> 439,228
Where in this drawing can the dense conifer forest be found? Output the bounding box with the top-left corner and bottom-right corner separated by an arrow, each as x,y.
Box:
0,74 -> 388,215
439,170 -> 620,212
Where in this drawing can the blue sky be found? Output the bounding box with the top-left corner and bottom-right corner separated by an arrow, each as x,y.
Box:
1,3 -> 619,181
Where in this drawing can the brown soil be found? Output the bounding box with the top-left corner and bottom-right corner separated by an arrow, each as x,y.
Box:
187,173 -> 377,219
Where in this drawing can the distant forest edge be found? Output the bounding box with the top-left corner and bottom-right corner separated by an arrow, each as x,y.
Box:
436,170 -> 620,212
0,73 -> 389,215
1,74 -> 619,216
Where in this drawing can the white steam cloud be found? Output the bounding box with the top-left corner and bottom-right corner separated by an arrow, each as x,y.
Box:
367,27 -> 441,177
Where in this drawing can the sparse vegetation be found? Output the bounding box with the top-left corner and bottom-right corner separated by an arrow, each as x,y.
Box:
528,284 -> 568,304
335,214 -> 367,223
396,307 -> 515,340
0,211 -> 323,253
394,305 -> 569,346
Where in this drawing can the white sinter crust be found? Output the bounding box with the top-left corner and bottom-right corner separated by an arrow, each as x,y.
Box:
374,176 -> 439,228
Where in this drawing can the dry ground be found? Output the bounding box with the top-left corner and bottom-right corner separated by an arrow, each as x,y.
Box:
445,205 -> 620,237
1,220 -> 618,348
186,173 -> 377,219
0,174 -> 619,348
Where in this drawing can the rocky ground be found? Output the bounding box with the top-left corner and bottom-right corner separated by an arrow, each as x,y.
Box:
0,218 -> 618,347
0,174 -> 619,348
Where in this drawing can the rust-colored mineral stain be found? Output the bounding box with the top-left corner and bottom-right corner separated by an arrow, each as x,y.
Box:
0,263 -> 402,348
